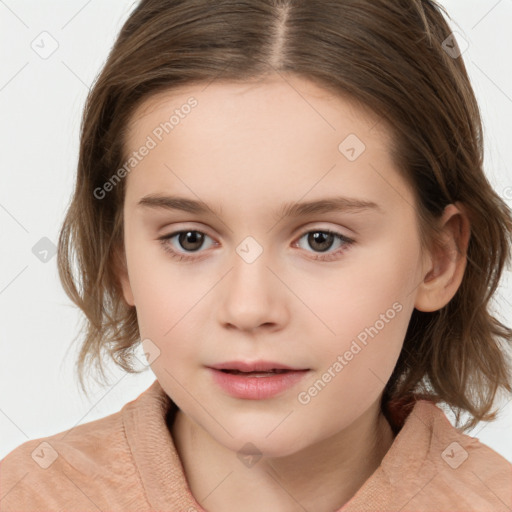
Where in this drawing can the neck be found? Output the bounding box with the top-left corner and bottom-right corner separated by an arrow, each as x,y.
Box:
170,399 -> 395,512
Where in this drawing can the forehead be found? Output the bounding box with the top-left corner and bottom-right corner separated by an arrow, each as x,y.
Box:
121,75 -> 412,217
125,75 -> 391,147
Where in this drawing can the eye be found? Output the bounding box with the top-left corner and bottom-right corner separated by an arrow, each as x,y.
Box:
158,230 -> 216,262
158,228 -> 355,262
294,229 -> 355,261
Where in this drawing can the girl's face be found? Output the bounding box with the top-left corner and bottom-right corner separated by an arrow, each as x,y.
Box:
118,76 -> 431,457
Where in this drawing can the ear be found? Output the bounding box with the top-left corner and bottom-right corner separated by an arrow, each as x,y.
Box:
112,243 -> 135,307
414,202 -> 471,312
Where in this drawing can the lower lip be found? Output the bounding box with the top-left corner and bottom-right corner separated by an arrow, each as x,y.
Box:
208,368 -> 309,400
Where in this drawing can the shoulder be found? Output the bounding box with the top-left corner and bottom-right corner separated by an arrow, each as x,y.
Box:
429,419 -> 512,509
383,400 -> 512,510
0,402 -> 144,511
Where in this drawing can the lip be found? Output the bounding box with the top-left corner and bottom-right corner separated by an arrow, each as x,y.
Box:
209,360 -> 307,372
207,361 -> 310,400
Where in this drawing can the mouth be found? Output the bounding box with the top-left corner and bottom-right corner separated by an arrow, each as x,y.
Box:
218,369 -> 295,376
209,360 -> 309,373
207,361 -> 310,399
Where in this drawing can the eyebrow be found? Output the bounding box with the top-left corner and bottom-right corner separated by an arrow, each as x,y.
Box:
136,194 -> 382,219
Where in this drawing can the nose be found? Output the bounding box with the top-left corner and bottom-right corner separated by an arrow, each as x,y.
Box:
217,250 -> 289,334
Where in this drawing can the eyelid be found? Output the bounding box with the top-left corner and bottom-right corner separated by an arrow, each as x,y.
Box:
158,222 -> 355,263
158,222 -> 217,239
292,221 -> 354,238
159,221 -> 353,240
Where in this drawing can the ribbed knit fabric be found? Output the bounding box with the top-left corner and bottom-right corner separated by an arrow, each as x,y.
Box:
1,378 -> 511,511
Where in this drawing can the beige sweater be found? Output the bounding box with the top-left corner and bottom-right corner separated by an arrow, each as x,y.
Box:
1,379 -> 511,511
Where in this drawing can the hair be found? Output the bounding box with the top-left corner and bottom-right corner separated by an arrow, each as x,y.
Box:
57,0 -> 512,431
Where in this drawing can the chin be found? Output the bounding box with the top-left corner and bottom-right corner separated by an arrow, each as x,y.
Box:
215,426 -> 309,460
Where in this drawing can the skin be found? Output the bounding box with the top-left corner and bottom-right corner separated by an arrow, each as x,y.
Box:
116,74 -> 470,512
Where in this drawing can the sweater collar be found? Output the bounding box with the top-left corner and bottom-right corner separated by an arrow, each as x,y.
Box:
123,378 -> 445,511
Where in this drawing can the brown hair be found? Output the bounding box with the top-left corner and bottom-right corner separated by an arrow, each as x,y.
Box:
57,0 -> 512,430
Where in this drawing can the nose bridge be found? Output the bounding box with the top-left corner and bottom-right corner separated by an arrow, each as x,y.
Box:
229,237 -> 273,302
219,237 -> 287,330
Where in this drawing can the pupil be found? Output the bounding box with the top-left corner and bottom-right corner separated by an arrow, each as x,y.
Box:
177,231 -> 334,253
309,232 -> 333,252
179,231 -> 204,251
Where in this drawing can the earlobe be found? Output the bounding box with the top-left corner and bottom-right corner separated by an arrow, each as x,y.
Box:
414,203 -> 471,313
120,273 -> 135,307
112,245 -> 135,307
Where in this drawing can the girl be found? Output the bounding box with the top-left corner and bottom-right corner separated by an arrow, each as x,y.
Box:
1,0 -> 511,510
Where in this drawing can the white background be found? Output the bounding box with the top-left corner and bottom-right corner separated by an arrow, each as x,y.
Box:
1,0 -> 511,462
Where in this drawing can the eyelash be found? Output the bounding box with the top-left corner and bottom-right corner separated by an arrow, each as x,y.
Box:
158,228 -> 355,263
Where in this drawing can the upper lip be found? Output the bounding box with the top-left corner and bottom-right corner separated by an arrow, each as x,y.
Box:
208,361 -> 308,372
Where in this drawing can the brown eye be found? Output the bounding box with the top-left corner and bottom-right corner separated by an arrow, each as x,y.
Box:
306,231 -> 335,252
176,231 -> 205,252
158,230 -> 215,262
158,227 -> 355,263
294,229 -> 355,262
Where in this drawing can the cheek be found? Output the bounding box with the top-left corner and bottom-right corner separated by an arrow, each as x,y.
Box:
296,260 -> 413,429
123,233 -> 180,336
291,233 -> 420,408
298,234 -> 420,343
124,238 -> 217,365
